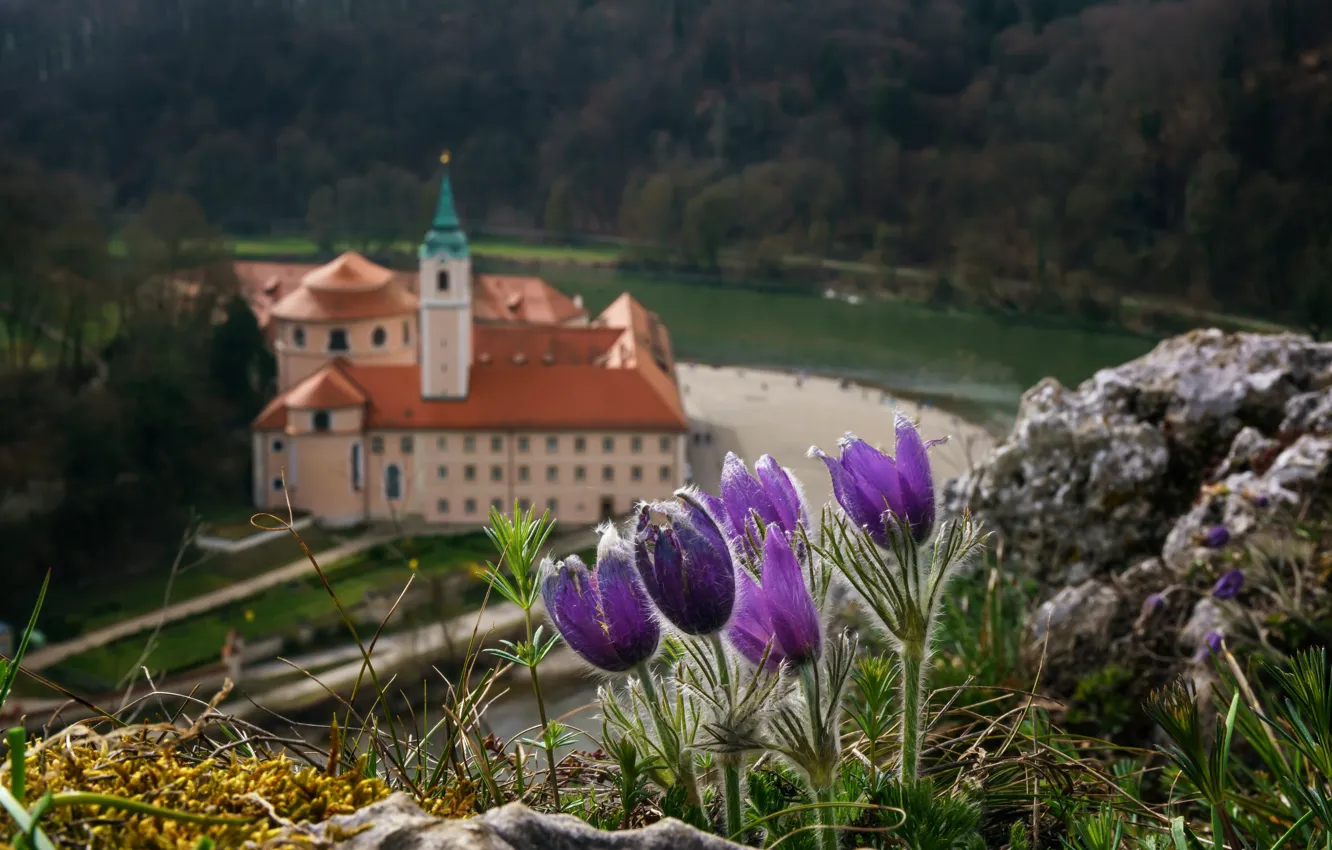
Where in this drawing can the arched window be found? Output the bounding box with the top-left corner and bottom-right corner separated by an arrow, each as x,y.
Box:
312,410 -> 331,431
291,326 -> 306,348
372,326 -> 387,348
385,464 -> 402,501
350,442 -> 363,491
328,328 -> 349,351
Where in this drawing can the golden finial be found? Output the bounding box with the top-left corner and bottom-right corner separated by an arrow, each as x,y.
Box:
439,150 -> 451,165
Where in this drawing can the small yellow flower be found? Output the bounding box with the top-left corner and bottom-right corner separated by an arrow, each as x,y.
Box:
408,558 -> 420,570
244,609 -> 255,623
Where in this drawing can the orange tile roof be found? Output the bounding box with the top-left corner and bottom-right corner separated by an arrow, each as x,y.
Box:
301,252 -> 396,290
269,280 -> 418,322
474,275 -> 588,325
252,359 -> 368,430
349,361 -> 685,430
472,325 -> 624,366
286,359 -> 369,408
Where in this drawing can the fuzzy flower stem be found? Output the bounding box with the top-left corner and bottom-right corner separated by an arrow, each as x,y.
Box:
899,641 -> 927,783
635,662 -> 703,811
710,635 -> 744,838
815,786 -> 840,850
799,662 -> 838,850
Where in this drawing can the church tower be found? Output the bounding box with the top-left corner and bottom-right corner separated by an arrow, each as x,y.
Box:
419,154 -> 472,399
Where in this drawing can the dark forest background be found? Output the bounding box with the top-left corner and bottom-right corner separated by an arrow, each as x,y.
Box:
4,0 -> 1332,611
4,0 -> 1332,320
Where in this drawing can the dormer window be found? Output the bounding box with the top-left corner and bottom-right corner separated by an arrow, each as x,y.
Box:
328,328 -> 349,352
312,410 -> 331,432
372,326 -> 387,348
291,326 -> 306,348
437,269 -> 450,293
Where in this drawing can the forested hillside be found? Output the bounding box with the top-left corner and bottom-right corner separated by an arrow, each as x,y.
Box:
3,0 -> 1332,322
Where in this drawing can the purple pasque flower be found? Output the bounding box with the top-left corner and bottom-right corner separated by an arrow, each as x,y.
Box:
634,496 -> 737,635
1196,629 -> 1225,661
1202,525 -> 1231,549
1140,592 -> 1166,619
810,412 -> 941,545
727,528 -> 823,671
1212,568 -> 1245,600
713,453 -> 809,557
541,532 -> 660,673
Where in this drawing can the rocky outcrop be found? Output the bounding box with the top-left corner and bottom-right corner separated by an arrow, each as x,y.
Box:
949,329 -> 1332,722
255,793 -> 748,849
947,330 -> 1332,582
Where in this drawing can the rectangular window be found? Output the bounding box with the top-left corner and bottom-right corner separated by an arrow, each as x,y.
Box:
464,436 -> 476,453
437,498 -> 450,514
491,465 -> 503,482
518,436 -> 530,452
546,436 -> 558,453
631,436 -> 642,453
575,466 -> 586,482
436,436 -> 447,451
491,498 -> 503,511
602,436 -> 614,453
437,465 -> 448,480
660,465 -> 672,482
465,498 -> 477,515
574,436 -> 586,453
632,466 -> 643,482
602,465 -> 614,482
546,498 -> 558,514
371,437 -> 384,454
464,465 -> 476,481
401,436 -> 414,454
437,269 -> 450,292
659,436 -> 672,453
271,477 -> 283,491
546,465 -> 558,482
519,465 -> 530,482
404,320 -> 412,345
491,436 -> 503,453
519,498 -> 532,513
328,328 -> 349,351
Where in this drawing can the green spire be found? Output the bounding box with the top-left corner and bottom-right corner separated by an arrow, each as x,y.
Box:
421,152 -> 470,260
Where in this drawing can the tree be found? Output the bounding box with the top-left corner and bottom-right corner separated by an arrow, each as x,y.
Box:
307,186 -> 339,253
544,176 -> 577,237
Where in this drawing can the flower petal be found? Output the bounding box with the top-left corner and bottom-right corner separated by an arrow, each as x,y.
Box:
726,571 -> 783,670
810,445 -> 884,539
720,453 -> 782,547
839,435 -> 904,519
541,556 -> 624,671
760,530 -> 822,665
594,537 -> 661,667
893,411 -> 936,541
755,454 -> 806,533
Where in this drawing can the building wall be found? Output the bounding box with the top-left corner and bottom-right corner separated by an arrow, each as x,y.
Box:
274,314 -> 417,390
419,306 -> 470,399
364,429 -> 685,526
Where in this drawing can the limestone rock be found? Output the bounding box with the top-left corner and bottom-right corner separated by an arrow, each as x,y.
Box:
257,793 -> 748,849
1212,426 -> 1278,480
1024,580 -> 1123,672
949,330 -> 1332,579
1162,434 -> 1332,574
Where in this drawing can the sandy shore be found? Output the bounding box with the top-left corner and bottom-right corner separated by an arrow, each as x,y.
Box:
677,362 -> 997,514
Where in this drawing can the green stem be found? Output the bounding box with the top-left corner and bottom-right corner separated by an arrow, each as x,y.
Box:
723,756 -> 744,840
636,662 -> 702,810
525,611 -> 561,809
899,642 -> 926,783
709,636 -> 743,837
815,785 -> 840,850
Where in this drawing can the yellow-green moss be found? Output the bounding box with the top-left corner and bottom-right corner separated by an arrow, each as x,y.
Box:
1,733 -> 474,848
